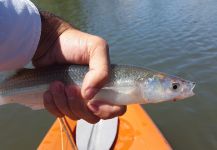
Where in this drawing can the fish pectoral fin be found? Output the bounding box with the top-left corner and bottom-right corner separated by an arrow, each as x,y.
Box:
0,95 -> 44,110
20,103 -> 44,110
0,95 -> 11,106
1,93 -> 45,110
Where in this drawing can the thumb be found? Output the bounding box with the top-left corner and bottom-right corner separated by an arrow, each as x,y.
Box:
81,68 -> 109,100
81,38 -> 110,100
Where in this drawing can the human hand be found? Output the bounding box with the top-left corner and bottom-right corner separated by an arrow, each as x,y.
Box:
32,12 -> 126,123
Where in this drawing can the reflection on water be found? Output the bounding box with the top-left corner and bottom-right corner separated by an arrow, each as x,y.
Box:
0,0 -> 217,149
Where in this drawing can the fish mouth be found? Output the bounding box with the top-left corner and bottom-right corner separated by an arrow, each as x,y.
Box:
184,82 -> 196,98
190,82 -> 196,95
175,81 -> 196,100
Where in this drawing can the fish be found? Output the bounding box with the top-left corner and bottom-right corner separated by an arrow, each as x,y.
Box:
0,64 -> 195,110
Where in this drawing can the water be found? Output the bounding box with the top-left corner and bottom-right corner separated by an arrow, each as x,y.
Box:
0,0 -> 217,149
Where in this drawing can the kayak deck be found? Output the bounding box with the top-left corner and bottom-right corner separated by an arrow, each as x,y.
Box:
38,104 -> 172,150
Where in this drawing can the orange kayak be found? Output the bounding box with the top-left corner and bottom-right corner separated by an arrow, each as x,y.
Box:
38,104 -> 172,150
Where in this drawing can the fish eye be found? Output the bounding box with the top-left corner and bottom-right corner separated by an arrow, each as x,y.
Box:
172,82 -> 180,90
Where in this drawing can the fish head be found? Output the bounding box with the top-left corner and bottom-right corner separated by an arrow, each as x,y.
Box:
140,73 -> 195,103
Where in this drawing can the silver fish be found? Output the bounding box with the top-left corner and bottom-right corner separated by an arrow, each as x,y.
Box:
0,65 -> 195,109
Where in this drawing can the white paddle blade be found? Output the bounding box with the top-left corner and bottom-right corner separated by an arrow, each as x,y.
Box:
76,117 -> 118,150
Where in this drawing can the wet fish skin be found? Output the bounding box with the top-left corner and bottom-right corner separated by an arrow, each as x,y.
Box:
0,64 -> 195,109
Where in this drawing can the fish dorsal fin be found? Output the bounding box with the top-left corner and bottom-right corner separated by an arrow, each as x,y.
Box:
3,68 -> 32,82
12,68 -> 32,77
15,68 -> 31,74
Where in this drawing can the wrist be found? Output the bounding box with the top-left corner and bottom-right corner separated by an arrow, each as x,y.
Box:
32,11 -> 72,64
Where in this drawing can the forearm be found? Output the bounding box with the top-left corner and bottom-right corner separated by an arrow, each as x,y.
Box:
32,11 -> 73,64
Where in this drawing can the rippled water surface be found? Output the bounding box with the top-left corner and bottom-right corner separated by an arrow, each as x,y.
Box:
0,0 -> 217,149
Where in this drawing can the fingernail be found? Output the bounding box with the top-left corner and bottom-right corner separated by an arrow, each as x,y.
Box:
85,88 -> 98,99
